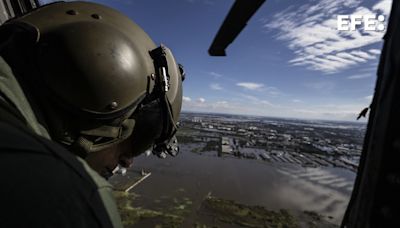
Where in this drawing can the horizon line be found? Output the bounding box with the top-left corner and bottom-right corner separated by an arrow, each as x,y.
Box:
180,110 -> 368,124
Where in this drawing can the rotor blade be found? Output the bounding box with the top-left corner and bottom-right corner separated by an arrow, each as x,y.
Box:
208,0 -> 266,56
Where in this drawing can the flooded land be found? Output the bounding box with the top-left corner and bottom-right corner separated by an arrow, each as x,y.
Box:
110,112 -> 365,227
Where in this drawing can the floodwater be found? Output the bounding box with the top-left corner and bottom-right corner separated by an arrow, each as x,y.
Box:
121,143 -> 356,226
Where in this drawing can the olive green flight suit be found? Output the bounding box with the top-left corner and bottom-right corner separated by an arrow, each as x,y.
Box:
0,56 -> 123,228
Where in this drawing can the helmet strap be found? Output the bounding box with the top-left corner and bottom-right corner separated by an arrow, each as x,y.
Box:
149,45 -> 179,157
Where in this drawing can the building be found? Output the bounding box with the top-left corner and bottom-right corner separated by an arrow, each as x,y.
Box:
221,137 -> 233,154
192,117 -> 202,123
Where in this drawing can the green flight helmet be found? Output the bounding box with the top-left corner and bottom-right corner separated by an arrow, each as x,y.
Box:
1,1 -> 184,156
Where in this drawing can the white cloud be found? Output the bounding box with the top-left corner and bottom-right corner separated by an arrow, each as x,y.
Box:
372,0 -> 392,15
336,52 -> 367,62
293,109 -> 359,120
197,97 -> 206,103
351,50 -> 375,60
305,81 -> 335,91
347,73 -> 373,79
369,49 -> 381,55
365,95 -> 373,100
240,94 -> 259,102
209,72 -> 223,78
183,96 -> 192,102
240,94 -> 274,107
210,83 -> 223,90
264,86 -> 281,96
260,100 -> 273,106
292,99 -> 303,103
236,82 -> 264,90
291,102 -> 369,121
183,99 -> 246,114
263,0 -> 391,73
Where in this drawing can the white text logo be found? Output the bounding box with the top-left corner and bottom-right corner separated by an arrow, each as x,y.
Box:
337,15 -> 385,31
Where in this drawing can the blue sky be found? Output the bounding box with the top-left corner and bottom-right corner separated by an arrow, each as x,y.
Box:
40,0 -> 392,121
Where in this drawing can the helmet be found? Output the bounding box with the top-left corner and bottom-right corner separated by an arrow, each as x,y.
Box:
0,1 -> 184,157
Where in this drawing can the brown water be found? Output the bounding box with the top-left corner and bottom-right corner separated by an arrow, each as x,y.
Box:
121,144 -> 355,225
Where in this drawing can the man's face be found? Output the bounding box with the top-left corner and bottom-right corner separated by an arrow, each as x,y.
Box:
82,112 -> 161,178
84,139 -> 134,178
